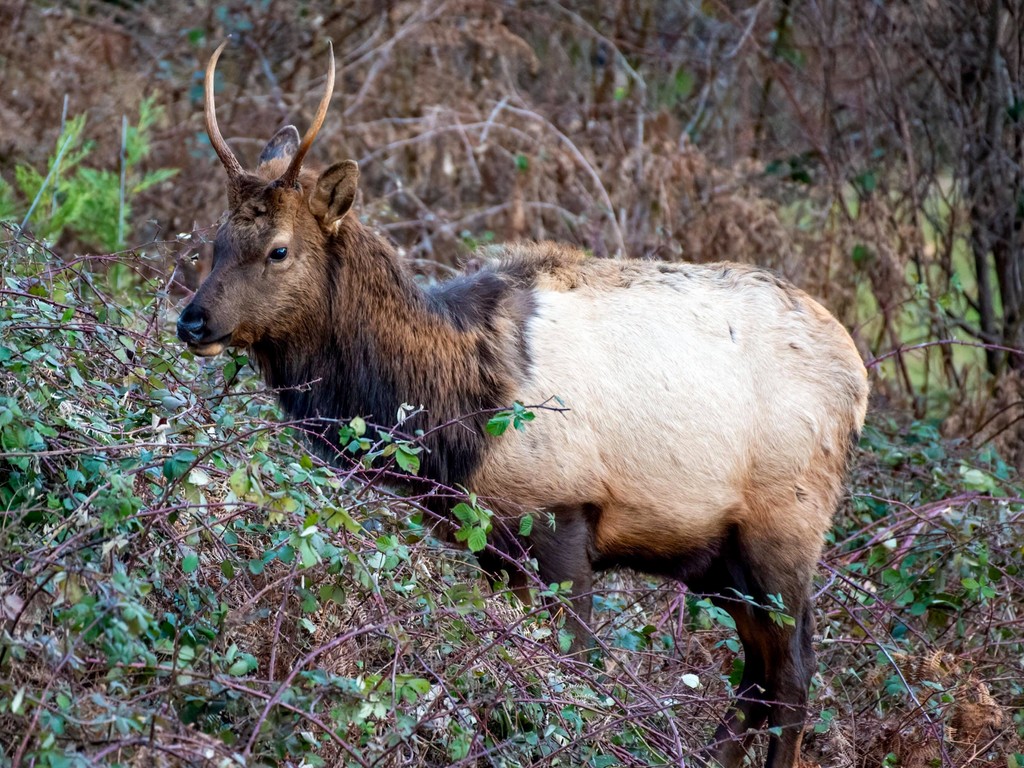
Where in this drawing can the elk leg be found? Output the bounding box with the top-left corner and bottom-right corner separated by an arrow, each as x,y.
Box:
694,526 -> 815,768
763,598 -> 815,768
528,506 -> 595,650
704,596 -> 771,767
475,506 -> 595,648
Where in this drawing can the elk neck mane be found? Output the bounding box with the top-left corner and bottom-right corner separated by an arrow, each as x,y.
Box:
248,215 -> 532,487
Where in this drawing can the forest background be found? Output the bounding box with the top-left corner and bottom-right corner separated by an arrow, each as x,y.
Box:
0,1 -> 1022,766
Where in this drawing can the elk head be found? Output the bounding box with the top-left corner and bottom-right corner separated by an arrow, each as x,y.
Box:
177,40 -> 360,356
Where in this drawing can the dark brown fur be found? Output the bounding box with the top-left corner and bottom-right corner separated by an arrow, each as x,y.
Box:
248,215 -> 538,486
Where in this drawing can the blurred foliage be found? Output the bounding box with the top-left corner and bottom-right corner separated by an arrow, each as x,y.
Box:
0,0 -> 1021,407
0,97 -> 176,252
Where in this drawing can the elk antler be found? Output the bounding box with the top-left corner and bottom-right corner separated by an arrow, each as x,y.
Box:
279,41 -> 336,189
204,40 -> 245,180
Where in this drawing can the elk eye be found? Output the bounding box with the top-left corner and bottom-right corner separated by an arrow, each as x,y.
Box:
268,246 -> 288,262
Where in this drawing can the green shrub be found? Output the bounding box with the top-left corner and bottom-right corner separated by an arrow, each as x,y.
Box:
1,241 -> 1021,766
1,97 -> 175,251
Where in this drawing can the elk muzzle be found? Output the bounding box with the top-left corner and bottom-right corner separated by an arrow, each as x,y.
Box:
177,303 -> 231,356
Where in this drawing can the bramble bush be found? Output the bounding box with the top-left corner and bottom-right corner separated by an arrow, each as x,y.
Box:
1,226 -> 1022,766
0,228 -> 721,766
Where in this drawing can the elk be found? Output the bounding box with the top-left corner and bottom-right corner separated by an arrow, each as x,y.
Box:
177,41 -> 869,768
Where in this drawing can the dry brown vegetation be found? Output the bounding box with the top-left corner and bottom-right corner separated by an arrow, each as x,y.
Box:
1,1 -> 1023,766
5,1 -> 1023,411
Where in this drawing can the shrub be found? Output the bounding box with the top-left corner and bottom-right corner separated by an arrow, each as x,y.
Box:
1,230 -> 1022,766
0,97 -> 175,252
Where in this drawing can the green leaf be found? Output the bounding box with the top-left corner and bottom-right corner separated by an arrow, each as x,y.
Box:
132,167 -> 177,194
558,629 -> 574,653
673,69 -> 695,100
182,554 -> 199,574
11,686 -> 26,715
518,516 -> 533,537
187,467 -> 211,486
814,708 -> 835,733
406,677 -> 431,695
297,538 -> 319,568
466,527 -> 488,553
486,413 -> 510,436
228,658 -> 252,676
162,451 -> 196,481
394,444 -> 420,474
270,494 -> 299,516
65,468 -> 86,489
851,244 -> 872,265
452,503 -> 477,525
960,467 -> 994,492
325,506 -> 362,534
229,466 -> 249,496
854,170 -> 877,195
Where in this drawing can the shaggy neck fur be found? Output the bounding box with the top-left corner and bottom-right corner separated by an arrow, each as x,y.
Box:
250,218 -> 527,487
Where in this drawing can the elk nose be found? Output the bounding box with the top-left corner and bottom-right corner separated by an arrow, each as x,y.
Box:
177,304 -> 207,344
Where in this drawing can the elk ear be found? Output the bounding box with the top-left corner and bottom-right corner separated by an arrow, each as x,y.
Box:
310,160 -> 359,226
257,126 -> 300,168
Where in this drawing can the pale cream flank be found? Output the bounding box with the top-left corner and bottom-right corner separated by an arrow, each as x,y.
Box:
468,260 -> 868,563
